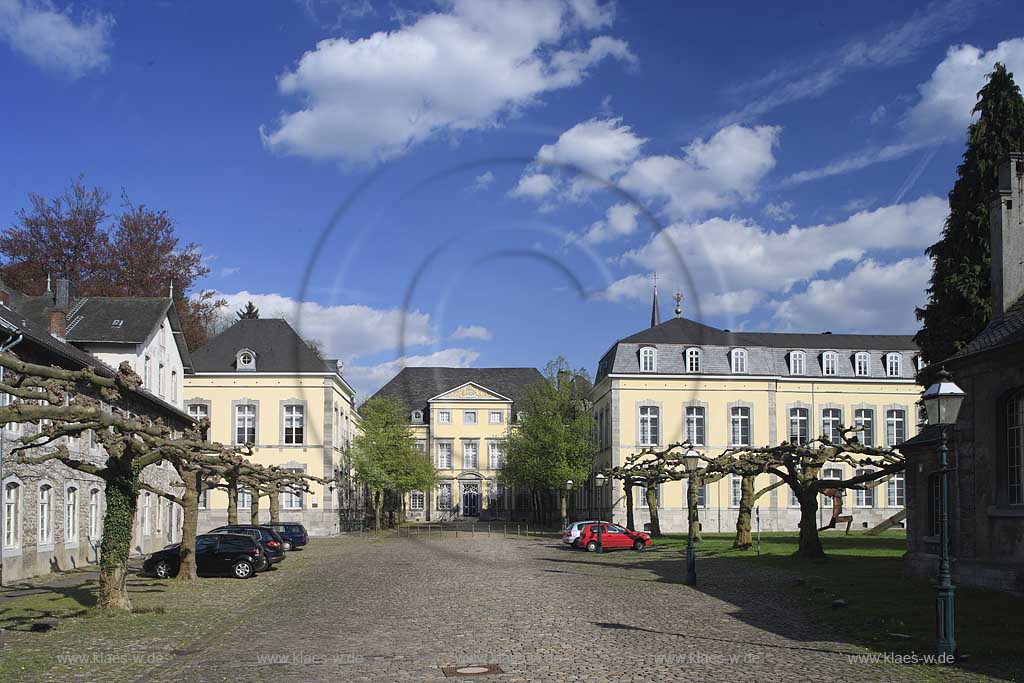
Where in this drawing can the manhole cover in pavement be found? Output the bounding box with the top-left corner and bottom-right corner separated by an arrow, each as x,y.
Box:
441,664 -> 504,677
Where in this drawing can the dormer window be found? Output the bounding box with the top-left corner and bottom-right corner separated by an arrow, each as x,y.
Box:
686,348 -> 701,373
789,351 -> 806,375
730,348 -> 747,374
639,346 -> 657,372
111,319 -> 124,328
854,352 -> 870,377
236,349 -> 256,371
886,353 -> 902,377
411,410 -> 423,423
822,351 -> 838,376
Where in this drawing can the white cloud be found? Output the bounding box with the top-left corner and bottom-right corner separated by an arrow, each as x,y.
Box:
763,201 -> 794,222
603,196 -> 946,322
345,348 -> 480,399
578,201 -> 639,244
219,267 -> 241,278
211,291 -> 434,362
528,117 -> 647,198
471,170 -> 495,190
619,124 -> 781,218
902,37 -> 1024,141
510,172 -> 557,199
0,0 -> 113,77
782,142 -> 918,186
771,257 -> 931,333
451,324 -> 492,340
261,0 -> 634,163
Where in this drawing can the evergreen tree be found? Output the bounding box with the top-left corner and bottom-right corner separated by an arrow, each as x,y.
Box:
236,301 -> 260,319
915,63 -> 1024,370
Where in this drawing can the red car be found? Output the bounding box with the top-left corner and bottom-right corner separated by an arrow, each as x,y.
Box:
578,523 -> 651,552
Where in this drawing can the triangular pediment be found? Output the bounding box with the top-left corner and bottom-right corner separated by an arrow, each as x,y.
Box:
428,381 -> 512,402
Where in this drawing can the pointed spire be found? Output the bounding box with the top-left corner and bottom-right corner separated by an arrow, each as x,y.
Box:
650,272 -> 661,328
46,272 -> 52,292
169,279 -> 174,300
674,290 -> 682,318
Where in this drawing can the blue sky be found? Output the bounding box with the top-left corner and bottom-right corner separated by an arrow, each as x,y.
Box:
2,0 -> 1024,398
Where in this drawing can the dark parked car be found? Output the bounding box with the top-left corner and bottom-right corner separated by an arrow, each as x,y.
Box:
208,525 -> 286,570
264,523 -> 309,551
142,533 -> 260,579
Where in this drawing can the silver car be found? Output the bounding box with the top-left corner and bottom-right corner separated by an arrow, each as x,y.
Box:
562,520 -> 607,547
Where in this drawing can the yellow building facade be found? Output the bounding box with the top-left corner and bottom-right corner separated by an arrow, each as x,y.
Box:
371,367 -> 543,521
588,312 -> 923,533
184,319 -> 358,536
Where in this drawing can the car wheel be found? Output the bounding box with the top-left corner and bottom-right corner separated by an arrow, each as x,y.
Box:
586,540 -> 599,552
633,539 -> 646,551
233,561 -> 254,579
283,541 -> 293,551
571,539 -> 580,548
154,561 -> 173,579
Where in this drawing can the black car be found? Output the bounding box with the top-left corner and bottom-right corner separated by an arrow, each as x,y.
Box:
142,533 -> 260,579
208,525 -> 286,570
264,522 -> 309,551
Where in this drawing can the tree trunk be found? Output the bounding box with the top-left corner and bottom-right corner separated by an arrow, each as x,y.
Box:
226,478 -> 238,525
97,468 -> 138,610
176,469 -> 201,582
733,475 -> 755,550
250,493 -> 260,525
373,489 -> 383,532
645,483 -> 661,537
624,478 -> 634,530
796,490 -> 825,559
269,485 -> 281,523
560,491 -> 568,530
687,476 -> 701,542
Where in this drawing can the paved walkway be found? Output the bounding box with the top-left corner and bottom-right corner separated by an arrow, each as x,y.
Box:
136,534 -> 989,683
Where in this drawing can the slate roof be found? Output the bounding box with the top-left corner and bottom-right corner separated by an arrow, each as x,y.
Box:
0,302 -> 192,422
190,319 -> 334,374
947,297 -> 1024,362
369,367 -> 545,417
598,317 -> 919,382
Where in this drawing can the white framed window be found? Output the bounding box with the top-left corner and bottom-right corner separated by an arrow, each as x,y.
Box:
188,403 -> 209,423
144,355 -> 152,388
235,404 -> 256,444
888,472 -> 905,507
38,484 -> 53,545
170,370 -> 177,400
730,406 -> 751,446
282,486 -> 303,510
411,410 -> 423,423
730,348 -> 747,374
695,481 -> 707,508
436,482 -> 452,510
686,347 -> 701,373
65,486 -> 78,540
283,404 -> 305,445
790,489 -> 800,508
3,481 -> 21,549
157,363 -> 165,397
822,408 -> 843,443
410,490 -> 425,511
197,488 -> 208,510
88,489 -> 101,539
821,467 -> 844,508
788,408 -> 809,445
855,352 -> 870,377
438,410 -> 451,424
822,351 -> 838,376
685,406 -> 705,446
415,440 -> 426,453
488,441 -> 504,469
489,410 -> 503,424
886,409 -> 906,446
436,442 -> 453,469
142,492 -> 152,535
789,351 -> 806,375
237,349 -> 256,370
855,468 -> 875,507
854,408 -> 874,447
1008,390 -> 1024,505
238,486 -> 252,510
638,405 -> 660,446
640,347 -> 657,372
886,353 -> 902,377
463,441 -> 479,469
464,410 -> 477,425
730,475 -> 742,508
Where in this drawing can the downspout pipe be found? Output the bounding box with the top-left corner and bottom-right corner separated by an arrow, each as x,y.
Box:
0,330 -> 24,587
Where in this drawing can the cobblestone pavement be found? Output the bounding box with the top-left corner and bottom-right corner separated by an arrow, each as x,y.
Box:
145,534 -> 998,683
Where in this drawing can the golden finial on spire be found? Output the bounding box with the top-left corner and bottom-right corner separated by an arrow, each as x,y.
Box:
674,290 -> 682,317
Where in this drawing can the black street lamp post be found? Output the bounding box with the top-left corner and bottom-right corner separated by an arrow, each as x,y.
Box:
594,473 -> 607,554
683,448 -> 702,586
921,368 -> 966,659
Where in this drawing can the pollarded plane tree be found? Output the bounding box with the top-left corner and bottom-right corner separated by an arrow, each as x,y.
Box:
0,353 -> 239,609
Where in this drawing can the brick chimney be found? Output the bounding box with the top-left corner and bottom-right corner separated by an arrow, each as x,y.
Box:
55,278 -> 75,309
991,154 -> 1024,321
49,308 -> 68,338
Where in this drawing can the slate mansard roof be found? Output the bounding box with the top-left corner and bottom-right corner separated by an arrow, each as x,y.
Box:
597,317 -> 919,382
369,367 -> 545,418
190,319 -> 337,374
948,297 -> 1024,362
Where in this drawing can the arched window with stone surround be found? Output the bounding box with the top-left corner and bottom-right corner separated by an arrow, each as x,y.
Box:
640,346 -> 657,372
1007,388 -> 1024,505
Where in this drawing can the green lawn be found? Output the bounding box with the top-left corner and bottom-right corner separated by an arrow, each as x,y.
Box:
651,531 -> 1023,681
